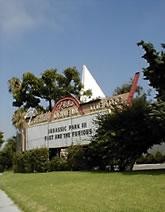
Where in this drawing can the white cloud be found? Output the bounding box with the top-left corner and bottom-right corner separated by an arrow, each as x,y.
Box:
0,0 -> 93,39
0,0 -> 56,35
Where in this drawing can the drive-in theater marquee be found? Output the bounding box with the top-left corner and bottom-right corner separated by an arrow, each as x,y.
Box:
26,93 -> 129,150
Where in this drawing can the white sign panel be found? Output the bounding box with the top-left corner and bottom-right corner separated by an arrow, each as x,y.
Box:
26,113 -> 98,150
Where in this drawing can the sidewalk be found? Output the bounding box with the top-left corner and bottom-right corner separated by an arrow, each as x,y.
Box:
0,189 -> 21,212
133,163 -> 165,171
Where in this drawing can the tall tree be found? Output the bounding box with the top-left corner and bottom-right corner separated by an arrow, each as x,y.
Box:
12,108 -> 27,151
138,41 -> 165,145
9,73 -> 41,109
88,96 -> 164,171
40,69 -> 60,111
137,41 -> 165,101
9,67 -> 90,111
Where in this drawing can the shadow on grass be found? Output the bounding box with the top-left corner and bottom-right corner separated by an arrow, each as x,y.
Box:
122,169 -> 165,176
89,169 -> 165,176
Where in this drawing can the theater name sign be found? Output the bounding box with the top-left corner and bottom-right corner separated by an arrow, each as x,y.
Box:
26,93 -> 129,150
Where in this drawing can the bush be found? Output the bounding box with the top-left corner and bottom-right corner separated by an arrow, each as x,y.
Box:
0,152 -> 5,172
67,145 -> 88,171
49,157 -> 69,171
13,152 -> 25,173
13,148 -> 49,173
154,151 -> 165,163
136,154 -> 145,164
0,137 -> 16,171
136,152 -> 165,164
31,148 -> 49,172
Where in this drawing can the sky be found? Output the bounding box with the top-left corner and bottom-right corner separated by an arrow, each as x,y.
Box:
0,0 -> 165,139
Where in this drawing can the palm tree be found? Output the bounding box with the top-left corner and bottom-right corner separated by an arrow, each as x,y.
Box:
12,108 -> 27,151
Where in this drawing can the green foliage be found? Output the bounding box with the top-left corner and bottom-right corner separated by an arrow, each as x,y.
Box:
12,108 -> 26,131
144,154 -> 155,164
112,78 -> 145,98
40,69 -> 61,111
136,152 -> 165,164
89,96 -> 164,171
9,73 -> 41,108
113,80 -> 132,96
0,137 -> 16,172
148,101 -> 165,144
136,154 -> 146,164
154,151 -> 164,163
8,67 -> 89,112
0,131 -> 4,147
49,157 -> 69,171
0,152 -> 6,172
138,41 -> 165,101
13,152 -> 25,172
13,148 -> 49,173
67,145 -> 89,171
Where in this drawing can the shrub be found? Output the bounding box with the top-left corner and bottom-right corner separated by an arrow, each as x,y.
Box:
0,152 -> 5,172
67,145 -> 88,171
31,148 -> 49,172
136,154 -> 145,164
143,154 -> 155,164
13,152 -> 25,173
0,137 -> 16,171
154,151 -> 164,163
13,148 -> 49,173
136,152 -> 165,164
49,157 -> 69,171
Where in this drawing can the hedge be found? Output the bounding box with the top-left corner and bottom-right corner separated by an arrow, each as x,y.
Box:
13,148 -> 49,173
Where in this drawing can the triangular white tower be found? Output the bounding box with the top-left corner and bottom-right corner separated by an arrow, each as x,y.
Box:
80,65 -> 105,102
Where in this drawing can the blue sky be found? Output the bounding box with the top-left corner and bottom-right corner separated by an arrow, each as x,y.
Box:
0,0 -> 165,139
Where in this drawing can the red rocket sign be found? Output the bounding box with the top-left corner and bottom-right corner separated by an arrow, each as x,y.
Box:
127,72 -> 140,105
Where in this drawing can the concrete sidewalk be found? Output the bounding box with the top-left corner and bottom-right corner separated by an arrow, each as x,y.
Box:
133,163 -> 165,171
0,189 -> 21,212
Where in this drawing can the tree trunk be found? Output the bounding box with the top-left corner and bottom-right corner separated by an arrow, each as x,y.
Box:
49,99 -> 52,111
21,128 -> 26,152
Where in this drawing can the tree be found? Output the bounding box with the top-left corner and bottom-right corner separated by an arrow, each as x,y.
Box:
9,67 -> 90,111
0,131 -> 4,147
138,40 -> 165,146
40,67 -> 84,111
0,136 -> 16,171
112,78 -> 145,97
12,108 -> 27,151
89,96 -> 164,171
9,73 -> 41,109
112,80 -> 132,96
40,69 -> 60,111
137,41 -> 165,101
62,67 -> 82,98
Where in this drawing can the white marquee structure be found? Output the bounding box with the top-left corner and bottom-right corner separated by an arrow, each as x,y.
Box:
80,65 -> 105,103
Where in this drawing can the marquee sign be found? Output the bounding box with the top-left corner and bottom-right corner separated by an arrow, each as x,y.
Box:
50,96 -> 83,121
26,93 -> 130,150
52,96 -> 81,112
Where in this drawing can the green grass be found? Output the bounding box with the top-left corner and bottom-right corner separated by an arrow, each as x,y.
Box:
0,170 -> 165,212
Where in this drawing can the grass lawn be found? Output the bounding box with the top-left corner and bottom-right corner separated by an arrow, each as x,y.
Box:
0,170 -> 165,212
